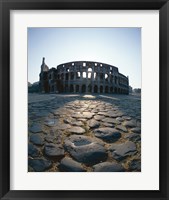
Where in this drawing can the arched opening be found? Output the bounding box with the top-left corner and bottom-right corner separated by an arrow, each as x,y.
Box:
65,84 -> 68,92
77,72 -> 80,79
71,72 -> 74,80
83,72 -> 87,78
88,68 -> 92,72
115,76 -> 117,84
94,72 -> 96,80
70,84 -> 74,92
110,87 -> 113,93
88,73 -> 92,79
100,73 -> 104,81
100,85 -> 103,93
94,85 -> 98,93
105,86 -> 109,93
76,85 -> 79,92
115,87 -> 117,93
82,85 -> 86,93
66,73 -> 68,80
105,74 -> 108,82
88,84 -> 92,93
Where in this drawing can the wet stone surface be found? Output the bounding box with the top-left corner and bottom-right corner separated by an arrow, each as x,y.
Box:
28,93 -> 141,172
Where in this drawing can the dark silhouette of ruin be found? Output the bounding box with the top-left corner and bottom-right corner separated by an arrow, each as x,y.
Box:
39,58 -> 129,94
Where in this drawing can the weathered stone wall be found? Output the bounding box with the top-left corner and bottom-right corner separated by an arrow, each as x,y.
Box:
39,60 -> 129,94
56,61 -> 129,94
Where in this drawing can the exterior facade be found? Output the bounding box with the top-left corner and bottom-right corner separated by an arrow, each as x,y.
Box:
39,58 -> 129,94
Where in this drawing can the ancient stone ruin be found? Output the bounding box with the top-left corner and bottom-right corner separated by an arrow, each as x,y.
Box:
39,57 -> 129,94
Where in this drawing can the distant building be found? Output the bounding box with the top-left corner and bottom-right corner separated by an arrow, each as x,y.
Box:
129,86 -> 133,93
133,88 -> 141,93
39,57 -> 129,94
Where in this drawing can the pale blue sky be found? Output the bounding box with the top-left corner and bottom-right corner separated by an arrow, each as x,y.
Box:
28,28 -> 141,88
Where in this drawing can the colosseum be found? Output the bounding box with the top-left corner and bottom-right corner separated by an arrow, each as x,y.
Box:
39,58 -> 129,94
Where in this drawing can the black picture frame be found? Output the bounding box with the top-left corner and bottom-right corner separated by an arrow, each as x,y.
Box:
0,0 -> 169,199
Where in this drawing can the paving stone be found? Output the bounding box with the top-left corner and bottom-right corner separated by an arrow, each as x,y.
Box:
102,123 -> 114,128
30,134 -> 44,146
64,135 -> 108,165
122,116 -> 132,121
116,125 -> 127,132
94,115 -> 104,121
82,112 -> 94,119
29,124 -> 42,133
106,111 -> 123,118
123,120 -> 136,128
94,128 -> 121,142
109,141 -> 137,161
93,161 -> 125,172
101,118 -> 120,124
131,127 -> 141,134
68,126 -> 86,134
28,158 -> 52,172
116,117 -> 124,122
35,111 -> 49,117
87,119 -> 100,128
55,123 -> 71,130
44,143 -> 65,157
124,133 -> 141,142
59,157 -> 86,172
129,159 -> 141,171
98,112 -> 108,116
45,135 -> 55,143
71,121 -> 84,126
28,143 -> 39,157
72,113 -> 84,118
44,118 -> 59,127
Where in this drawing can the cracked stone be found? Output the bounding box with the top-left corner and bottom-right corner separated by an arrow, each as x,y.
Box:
64,135 -> 107,165
109,141 -> 137,161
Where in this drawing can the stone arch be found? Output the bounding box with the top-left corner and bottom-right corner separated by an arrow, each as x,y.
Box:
115,87 -> 117,93
70,72 -> 74,80
88,84 -> 92,93
100,85 -> 103,93
66,73 -> 68,80
76,85 -> 79,92
110,87 -> 113,93
105,86 -> 109,93
65,84 -> 68,92
88,67 -> 92,72
94,85 -> 98,93
70,84 -> 74,92
82,85 -> 86,93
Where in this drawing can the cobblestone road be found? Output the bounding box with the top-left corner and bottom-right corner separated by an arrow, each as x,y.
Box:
28,93 -> 141,172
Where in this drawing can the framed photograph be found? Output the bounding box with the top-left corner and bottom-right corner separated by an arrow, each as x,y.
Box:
0,0 -> 169,199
